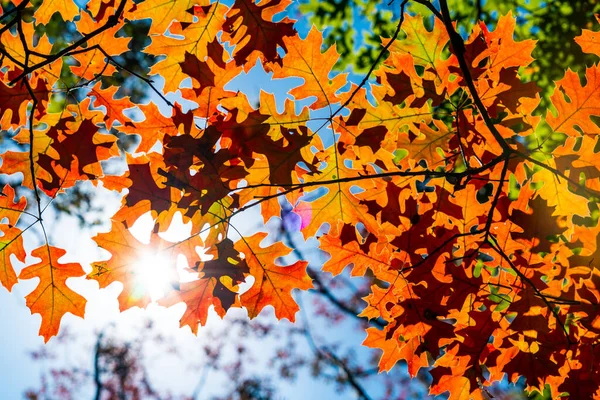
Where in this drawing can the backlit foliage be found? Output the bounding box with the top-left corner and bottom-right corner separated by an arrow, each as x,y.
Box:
2,0 -> 600,398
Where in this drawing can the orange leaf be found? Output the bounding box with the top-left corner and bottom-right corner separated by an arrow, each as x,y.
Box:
34,0 -> 80,25
0,74 -> 49,129
473,12 -> 536,81
235,232 -> 312,321
575,14 -> 600,56
160,239 -> 247,333
71,12 -> 131,80
144,3 -> 228,92
128,0 -> 199,35
88,83 -> 135,129
547,67 -> 600,136
273,27 -> 347,110
0,184 -> 27,291
160,278 -> 220,334
0,224 -> 26,292
120,103 -> 192,154
19,246 -> 87,342
363,327 -> 428,375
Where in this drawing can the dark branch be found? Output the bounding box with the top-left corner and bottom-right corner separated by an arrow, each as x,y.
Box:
8,0 -> 129,85
438,0 -> 513,154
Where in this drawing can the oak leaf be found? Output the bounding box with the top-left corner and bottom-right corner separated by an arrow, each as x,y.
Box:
128,0 -> 199,35
575,14 -> 600,56
273,26 -> 347,110
34,0 -> 80,24
144,3 -> 228,92
19,246 -> 87,342
547,67 -> 600,136
222,0 -> 296,69
235,232 -> 312,321
0,224 -> 26,292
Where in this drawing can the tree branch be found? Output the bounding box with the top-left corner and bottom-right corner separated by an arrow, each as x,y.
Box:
437,0 -> 513,154
488,239 -> 575,345
8,0 -> 128,85
93,332 -> 105,400
297,293 -> 374,400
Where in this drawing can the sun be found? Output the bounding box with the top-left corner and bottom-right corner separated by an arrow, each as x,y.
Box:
131,251 -> 176,302
127,211 -> 205,303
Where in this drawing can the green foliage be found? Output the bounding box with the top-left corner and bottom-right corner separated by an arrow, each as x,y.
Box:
303,0 -> 600,98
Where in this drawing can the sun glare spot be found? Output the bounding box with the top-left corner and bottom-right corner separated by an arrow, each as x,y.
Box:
133,252 -> 176,302
128,212 -> 214,305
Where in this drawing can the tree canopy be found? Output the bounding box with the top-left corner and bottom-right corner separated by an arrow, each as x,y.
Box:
2,0 -> 600,398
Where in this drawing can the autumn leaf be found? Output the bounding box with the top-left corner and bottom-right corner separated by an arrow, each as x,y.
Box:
18,246 -> 87,342
575,14 -> 600,55
160,278 -> 219,334
222,0 -> 296,69
160,238 -> 248,333
71,12 -> 131,81
547,67 -> 600,136
36,117 -> 119,194
34,0 -> 80,25
383,13 -> 454,94
319,230 -> 401,278
120,102 -> 193,154
384,13 -> 448,70
128,0 -> 199,35
396,120 -> 452,169
0,75 -> 49,129
0,224 -> 26,292
235,232 -> 312,321
272,26 -> 347,110
363,327 -> 402,372
291,144 -> 380,240
532,164 -> 590,217
0,183 -> 28,292
472,12 -> 536,81
88,83 -> 135,129
178,41 -> 243,116
0,183 -> 27,226
144,2 -> 228,92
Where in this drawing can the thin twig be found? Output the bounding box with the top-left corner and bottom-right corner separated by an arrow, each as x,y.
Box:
412,0 -> 443,20
297,293 -> 374,400
93,332 -> 105,400
489,239 -> 575,346
9,0 -> 129,85
437,0 -> 513,154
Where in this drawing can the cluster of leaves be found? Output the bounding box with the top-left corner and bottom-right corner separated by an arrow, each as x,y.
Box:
303,0 -> 600,95
3,0 -> 600,398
